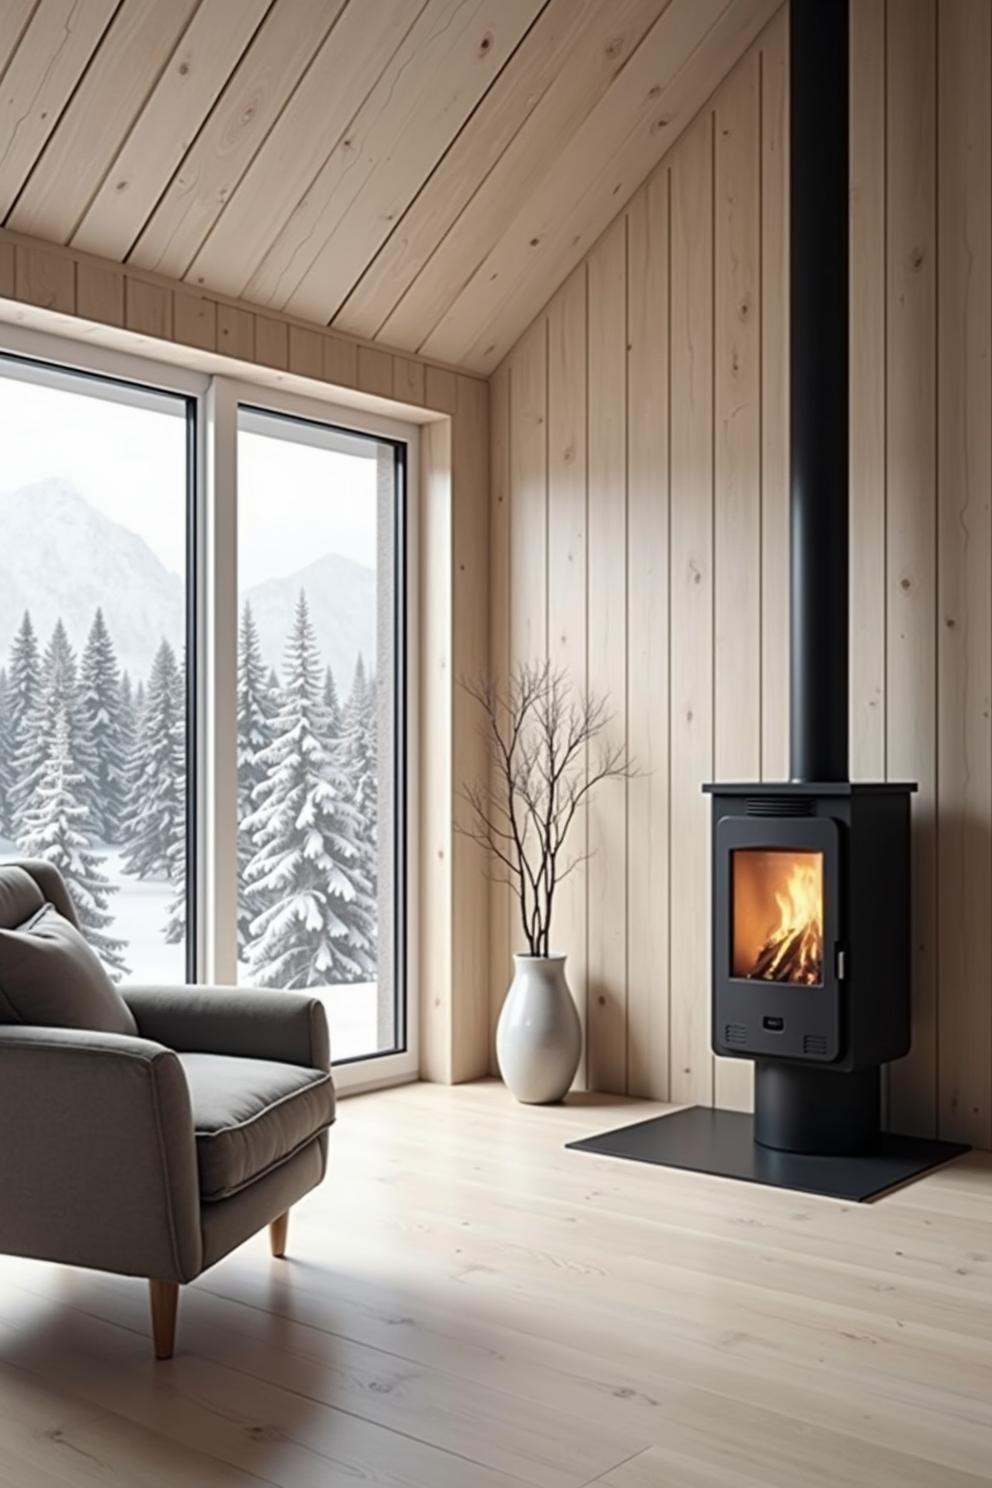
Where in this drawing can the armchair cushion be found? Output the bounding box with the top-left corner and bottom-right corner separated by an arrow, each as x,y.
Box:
13,859 -> 82,928
0,866 -> 45,928
178,1052 -> 335,1201
0,903 -> 137,1036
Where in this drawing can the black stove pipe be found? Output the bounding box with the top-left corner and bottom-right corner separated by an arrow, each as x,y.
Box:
789,0 -> 849,784
755,0 -> 878,1156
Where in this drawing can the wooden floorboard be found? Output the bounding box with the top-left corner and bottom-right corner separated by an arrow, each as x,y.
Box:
0,1081 -> 990,1486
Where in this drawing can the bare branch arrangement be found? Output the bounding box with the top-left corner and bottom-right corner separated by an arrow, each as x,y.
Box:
459,663 -> 635,958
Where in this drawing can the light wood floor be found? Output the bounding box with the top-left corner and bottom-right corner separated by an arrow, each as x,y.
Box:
1,1081 -> 991,1487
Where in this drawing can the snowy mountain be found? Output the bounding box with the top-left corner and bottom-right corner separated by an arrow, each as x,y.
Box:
246,551 -> 376,691
0,480 -> 375,690
0,479 -> 183,680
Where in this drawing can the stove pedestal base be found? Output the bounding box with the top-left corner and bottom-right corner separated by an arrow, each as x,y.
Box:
566,1105 -> 968,1202
754,1061 -> 880,1154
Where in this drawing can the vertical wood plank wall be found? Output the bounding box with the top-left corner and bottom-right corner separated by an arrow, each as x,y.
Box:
489,1 -> 992,1148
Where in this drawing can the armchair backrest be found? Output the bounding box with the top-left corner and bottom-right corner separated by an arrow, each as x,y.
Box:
0,860 -> 80,930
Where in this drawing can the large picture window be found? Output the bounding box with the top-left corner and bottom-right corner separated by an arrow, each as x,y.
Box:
0,339 -> 413,1083
0,356 -> 193,983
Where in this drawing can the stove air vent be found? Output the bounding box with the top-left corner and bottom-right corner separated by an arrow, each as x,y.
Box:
745,796 -> 813,818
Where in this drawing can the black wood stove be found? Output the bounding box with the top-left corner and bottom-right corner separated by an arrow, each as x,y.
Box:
705,781 -> 913,1155
568,0 -> 967,1197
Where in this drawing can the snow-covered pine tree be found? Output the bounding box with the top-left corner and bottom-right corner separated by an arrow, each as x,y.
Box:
322,665 -> 342,742
10,619 -> 93,836
163,816 -> 187,947
242,590 -> 376,988
123,640 -> 185,882
342,655 -> 376,815
338,654 -> 379,934
118,671 -> 138,786
80,608 -> 128,842
0,670 -> 14,839
8,610 -> 40,738
121,674 -> 144,832
7,612 -> 41,834
20,705 -> 128,979
236,601 -> 274,954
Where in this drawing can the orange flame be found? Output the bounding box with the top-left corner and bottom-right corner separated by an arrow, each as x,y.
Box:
748,858 -> 823,985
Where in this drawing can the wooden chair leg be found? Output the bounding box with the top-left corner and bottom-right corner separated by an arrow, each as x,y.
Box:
148,1280 -> 179,1360
270,1210 -> 289,1258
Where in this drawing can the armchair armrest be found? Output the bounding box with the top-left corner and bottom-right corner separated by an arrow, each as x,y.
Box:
0,1025 -> 201,1283
121,985 -> 331,1072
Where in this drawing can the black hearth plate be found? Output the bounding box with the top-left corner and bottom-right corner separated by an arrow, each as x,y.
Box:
566,1106 -> 969,1202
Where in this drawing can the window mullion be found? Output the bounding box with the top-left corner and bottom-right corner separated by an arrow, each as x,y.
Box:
203,377 -> 239,984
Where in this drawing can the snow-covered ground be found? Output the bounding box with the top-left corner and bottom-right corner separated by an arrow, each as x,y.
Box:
101,844 -> 184,984
295,982 -> 378,1064
1,840 -> 381,1061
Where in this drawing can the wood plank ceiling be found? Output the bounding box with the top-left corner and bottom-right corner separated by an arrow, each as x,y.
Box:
0,0 -> 779,375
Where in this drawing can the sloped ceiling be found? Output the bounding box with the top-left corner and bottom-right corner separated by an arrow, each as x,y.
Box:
0,0 -> 779,374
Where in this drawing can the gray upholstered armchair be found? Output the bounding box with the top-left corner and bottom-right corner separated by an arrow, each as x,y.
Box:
0,859 -> 335,1359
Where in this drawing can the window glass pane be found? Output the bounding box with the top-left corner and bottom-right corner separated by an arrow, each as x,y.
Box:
0,358 -> 192,982
236,407 -> 402,1062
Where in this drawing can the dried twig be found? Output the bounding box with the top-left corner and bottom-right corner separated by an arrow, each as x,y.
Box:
458,663 -> 636,956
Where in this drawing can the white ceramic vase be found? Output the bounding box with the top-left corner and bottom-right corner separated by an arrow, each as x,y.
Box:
496,954 -> 582,1104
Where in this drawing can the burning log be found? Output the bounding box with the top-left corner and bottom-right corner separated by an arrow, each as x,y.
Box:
749,927 -> 819,984
751,934 -> 793,981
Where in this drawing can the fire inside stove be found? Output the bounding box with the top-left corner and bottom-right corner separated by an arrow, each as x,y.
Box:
732,848 -> 824,986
